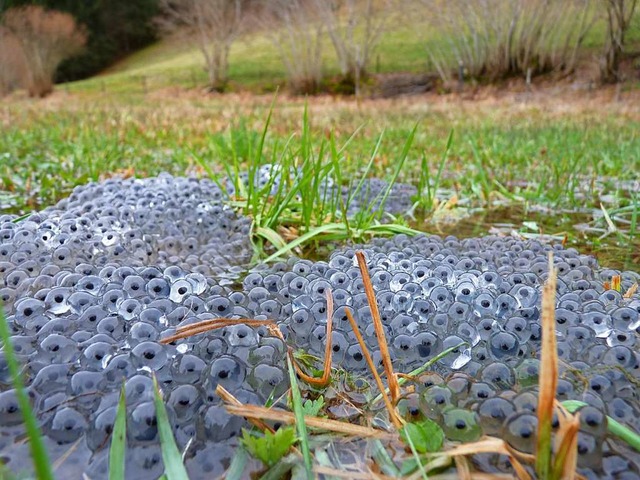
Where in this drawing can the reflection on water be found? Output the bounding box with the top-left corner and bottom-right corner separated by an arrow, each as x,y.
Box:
413,206 -> 639,271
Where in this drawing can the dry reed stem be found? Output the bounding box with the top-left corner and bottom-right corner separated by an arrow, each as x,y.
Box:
355,251 -> 400,403
216,385 -> 303,458
440,437 -> 535,479
507,455 -> 534,480
293,289 -> 335,387
441,437 -> 534,464
552,412 -> 581,480
160,318 -> 277,344
428,475 -> 519,480
313,465 -> 395,479
536,252 -> 558,477
611,275 -> 621,292
405,454 -> 452,480
344,308 -> 403,428
52,437 -> 82,471
224,404 -> 395,439
455,455 -> 472,480
624,283 -> 639,298
215,385 -> 276,434
553,400 -> 573,429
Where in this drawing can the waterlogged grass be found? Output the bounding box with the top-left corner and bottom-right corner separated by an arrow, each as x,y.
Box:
1,94 -> 639,266
2,96 -> 638,215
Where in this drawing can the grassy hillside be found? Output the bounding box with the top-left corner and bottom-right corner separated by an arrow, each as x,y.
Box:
64,14 -> 434,95
62,5 -> 640,96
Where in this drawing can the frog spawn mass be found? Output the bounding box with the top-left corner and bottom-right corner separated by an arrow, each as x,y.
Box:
0,174 -> 638,479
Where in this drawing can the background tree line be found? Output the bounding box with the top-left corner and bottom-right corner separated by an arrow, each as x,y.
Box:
0,0 -> 159,96
1,0 -> 638,98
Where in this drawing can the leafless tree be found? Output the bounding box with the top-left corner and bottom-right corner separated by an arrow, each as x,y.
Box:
261,0 -> 324,93
2,6 -> 86,97
158,0 -> 245,92
0,27 -> 28,97
314,0 -> 392,84
601,0 -> 639,83
418,0 -> 596,83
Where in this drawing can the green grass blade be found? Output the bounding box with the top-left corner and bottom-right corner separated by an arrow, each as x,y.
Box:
0,304 -> 54,480
263,223 -> 346,263
11,213 -> 31,223
562,400 -> 640,452
247,90 -> 278,209
109,384 -> 127,480
364,224 -> 423,235
348,131 -> 385,207
255,226 -> 288,251
432,129 -> 453,196
225,447 -> 250,480
286,352 -> 313,480
403,428 -> 429,480
371,342 -> 467,406
260,458 -> 294,480
152,375 -> 190,480
372,123 -> 418,221
371,439 -> 401,476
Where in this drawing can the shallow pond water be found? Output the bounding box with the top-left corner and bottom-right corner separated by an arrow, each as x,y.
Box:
415,205 -> 639,271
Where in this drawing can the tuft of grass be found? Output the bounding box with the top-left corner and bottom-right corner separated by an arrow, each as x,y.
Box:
108,384 -> 127,480
152,375 -> 190,480
2,96 -> 639,269
0,305 -> 54,480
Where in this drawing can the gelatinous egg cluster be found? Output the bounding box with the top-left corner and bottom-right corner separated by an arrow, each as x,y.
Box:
1,174 -> 639,479
248,236 -> 640,479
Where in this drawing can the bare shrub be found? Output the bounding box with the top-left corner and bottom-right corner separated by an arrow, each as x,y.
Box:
420,0 -> 597,83
600,0 -> 639,83
158,0 -> 246,92
314,0 -> 392,85
2,6 -> 87,97
0,27 -> 28,97
261,0 -> 324,94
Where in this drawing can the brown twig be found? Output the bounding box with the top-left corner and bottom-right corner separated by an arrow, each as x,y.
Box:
223,404 -> 395,439
355,250 -> 400,403
552,411 -> 581,480
624,283 -> 638,298
345,308 -> 403,429
215,384 -> 276,434
292,289 -> 335,387
160,318 -> 278,344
